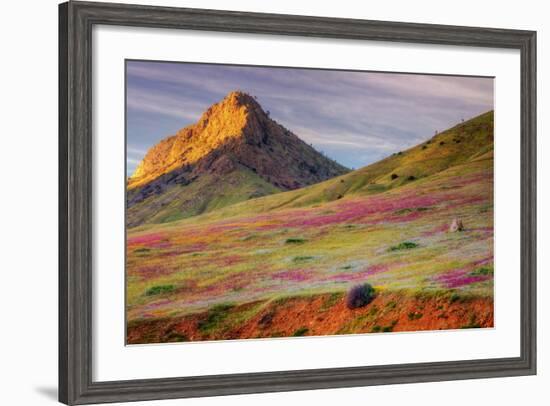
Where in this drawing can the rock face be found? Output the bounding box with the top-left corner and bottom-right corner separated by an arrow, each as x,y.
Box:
127,91 -> 349,225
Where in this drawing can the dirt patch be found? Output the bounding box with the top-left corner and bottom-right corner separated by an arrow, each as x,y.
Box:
127,291 -> 493,344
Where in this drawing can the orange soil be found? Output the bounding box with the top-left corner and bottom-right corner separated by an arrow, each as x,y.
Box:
127,292 -> 493,344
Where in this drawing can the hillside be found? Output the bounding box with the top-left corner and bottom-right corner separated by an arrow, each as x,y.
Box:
157,110 -> 494,224
126,111 -> 494,342
127,91 -> 348,227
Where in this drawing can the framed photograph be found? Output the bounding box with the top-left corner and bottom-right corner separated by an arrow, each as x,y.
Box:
59,1 -> 536,404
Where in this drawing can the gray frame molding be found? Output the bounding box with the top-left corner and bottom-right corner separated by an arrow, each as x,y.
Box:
59,1 -> 536,404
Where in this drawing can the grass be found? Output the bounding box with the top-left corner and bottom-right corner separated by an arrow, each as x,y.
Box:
127,167 -> 281,227
320,292 -> 343,312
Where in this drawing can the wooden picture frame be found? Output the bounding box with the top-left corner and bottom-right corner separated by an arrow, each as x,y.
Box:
59,1 -> 536,404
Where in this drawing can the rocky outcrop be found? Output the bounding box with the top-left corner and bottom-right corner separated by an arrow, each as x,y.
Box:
127,91 -> 349,224
129,91 -> 348,192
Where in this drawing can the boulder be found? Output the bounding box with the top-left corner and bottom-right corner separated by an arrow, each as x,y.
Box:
449,218 -> 464,232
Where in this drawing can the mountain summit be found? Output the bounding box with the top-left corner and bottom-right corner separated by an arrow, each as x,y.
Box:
127,91 -> 348,226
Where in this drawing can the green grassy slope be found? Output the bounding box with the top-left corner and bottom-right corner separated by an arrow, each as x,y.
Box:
166,110 -> 494,224
127,165 -> 281,226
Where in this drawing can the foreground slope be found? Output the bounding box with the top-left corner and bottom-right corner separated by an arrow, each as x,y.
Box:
127,91 -> 348,226
126,111 -> 494,342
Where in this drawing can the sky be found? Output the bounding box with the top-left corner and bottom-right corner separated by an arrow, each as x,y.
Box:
126,60 -> 493,176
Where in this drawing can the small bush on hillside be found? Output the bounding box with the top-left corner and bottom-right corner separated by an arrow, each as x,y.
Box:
163,332 -> 189,342
293,327 -> 309,337
285,237 -> 306,244
346,283 -> 375,309
449,292 -> 461,303
197,303 -> 235,332
422,145 -> 428,150
408,312 -> 423,321
391,173 -> 399,180
259,312 -> 274,327
439,141 -> 445,146
382,320 -> 398,332
407,175 -> 416,181
145,284 -> 175,296
388,241 -> 418,252
470,266 -> 494,276
292,255 -> 314,262
461,315 -> 481,329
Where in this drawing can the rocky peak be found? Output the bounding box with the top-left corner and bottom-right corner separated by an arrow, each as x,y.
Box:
128,90 -> 348,191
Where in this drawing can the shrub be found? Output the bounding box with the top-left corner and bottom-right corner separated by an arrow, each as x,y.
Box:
382,320 -> 398,332
292,255 -> 314,262
391,173 -> 399,180
134,247 -> 151,254
259,312 -> 274,327
461,315 -> 481,329
449,292 -> 461,303
439,141 -> 445,146
346,283 -> 375,309
197,303 -> 235,332
421,145 -> 428,150
408,312 -> 423,321
470,266 -> 493,276
163,332 -> 189,342
285,237 -> 306,244
388,241 -> 418,252
340,265 -> 353,270
293,327 -> 309,337
145,284 -> 175,296
407,175 -> 416,181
